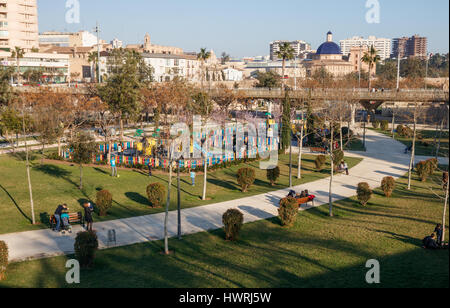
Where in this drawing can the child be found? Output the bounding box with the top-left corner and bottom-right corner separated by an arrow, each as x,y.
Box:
190,171 -> 196,186
60,210 -> 72,234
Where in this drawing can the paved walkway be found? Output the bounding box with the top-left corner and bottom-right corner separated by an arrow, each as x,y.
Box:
0,130 -> 447,262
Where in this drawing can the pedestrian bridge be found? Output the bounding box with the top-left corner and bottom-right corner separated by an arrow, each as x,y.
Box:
208,88 -> 449,103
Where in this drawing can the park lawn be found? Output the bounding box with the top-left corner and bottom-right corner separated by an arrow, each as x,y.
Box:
1,170 -> 448,288
0,151 -> 362,235
373,128 -> 449,157
345,136 -> 366,152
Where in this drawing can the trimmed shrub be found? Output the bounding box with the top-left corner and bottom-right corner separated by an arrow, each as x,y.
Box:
380,120 -> 389,131
237,168 -> 256,192
357,182 -> 373,206
278,197 -> 299,226
416,159 -> 437,182
397,125 -> 413,137
315,155 -> 327,170
266,166 -> 281,186
0,241 -> 8,281
372,120 -> 380,129
381,176 -> 396,197
222,209 -> 244,241
74,231 -> 99,268
146,183 -> 166,207
95,189 -> 113,216
332,149 -> 344,168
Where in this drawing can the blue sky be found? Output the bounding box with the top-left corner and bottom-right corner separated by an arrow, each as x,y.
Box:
37,0 -> 449,57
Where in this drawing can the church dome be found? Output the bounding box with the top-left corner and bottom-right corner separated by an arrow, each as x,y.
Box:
316,31 -> 341,55
316,42 -> 341,55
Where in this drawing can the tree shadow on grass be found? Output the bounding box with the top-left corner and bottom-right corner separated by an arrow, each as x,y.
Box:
93,167 -> 108,175
207,178 -> 239,191
0,184 -> 32,223
125,192 -> 149,206
8,152 -> 38,162
39,212 -> 51,227
33,164 -> 78,188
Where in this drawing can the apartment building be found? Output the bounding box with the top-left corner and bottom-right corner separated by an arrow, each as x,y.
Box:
392,35 -> 428,59
270,40 -> 311,60
0,0 -> 39,51
0,50 -> 70,83
39,31 -> 99,48
339,36 -> 391,61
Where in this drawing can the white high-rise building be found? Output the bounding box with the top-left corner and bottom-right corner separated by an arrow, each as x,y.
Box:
0,0 -> 39,51
340,36 -> 392,61
270,40 -> 311,60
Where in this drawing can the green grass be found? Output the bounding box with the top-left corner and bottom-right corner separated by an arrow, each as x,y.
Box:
373,128 -> 449,157
345,136 -> 366,152
1,171 -> 447,288
0,151 -> 362,235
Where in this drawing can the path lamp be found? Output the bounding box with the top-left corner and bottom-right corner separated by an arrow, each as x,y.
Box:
363,113 -> 367,149
394,56 -> 408,91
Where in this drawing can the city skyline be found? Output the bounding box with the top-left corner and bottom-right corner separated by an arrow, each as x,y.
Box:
36,0 -> 449,57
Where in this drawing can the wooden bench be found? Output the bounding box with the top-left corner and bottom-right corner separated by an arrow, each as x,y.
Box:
310,147 -> 327,154
296,196 -> 315,207
50,212 -> 84,230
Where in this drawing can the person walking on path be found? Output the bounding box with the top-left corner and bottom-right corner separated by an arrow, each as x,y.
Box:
111,156 -> 118,177
84,202 -> 94,232
190,171 -> 196,186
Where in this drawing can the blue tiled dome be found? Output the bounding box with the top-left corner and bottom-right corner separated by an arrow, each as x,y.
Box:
317,42 -> 341,55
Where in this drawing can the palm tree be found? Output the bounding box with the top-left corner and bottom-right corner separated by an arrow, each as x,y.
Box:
197,48 -> 211,89
88,52 -> 99,83
275,43 -> 296,88
361,45 -> 381,91
11,47 -> 25,84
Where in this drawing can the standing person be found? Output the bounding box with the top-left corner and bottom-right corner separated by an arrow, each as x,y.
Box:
84,202 -> 94,232
111,155 -> 118,177
343,161 -> 349,175
148,163 -> 152,177
190,170 -> 196,186
53,204 -> 64,232
434,224 -> 443,246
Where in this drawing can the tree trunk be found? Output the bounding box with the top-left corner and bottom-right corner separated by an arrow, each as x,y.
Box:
164,151 -> 173,255
177,160 -> 181,240
408,112 -> 417,190
79,164 -> 83,190
202,140 -> 208,201
436,118 -> 444,159
22,102 -> 35,225
289,140 -> 292,187
340,118 -> 343,151
350,103 -> 356,127
119,117 -> 124,143
58,137 -> 62,157
297,125 -> 304,179
392,111 -> 396,139
442,183 -> 449,247
329,124 -> 334,217
282,59 -> 286,88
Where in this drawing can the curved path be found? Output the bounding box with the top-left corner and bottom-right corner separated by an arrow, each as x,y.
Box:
0,130 -> 447,262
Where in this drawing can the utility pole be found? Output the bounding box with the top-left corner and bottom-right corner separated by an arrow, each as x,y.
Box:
94,22 -> 101,83
425,53 -> 430,89
396,56 -> 401,91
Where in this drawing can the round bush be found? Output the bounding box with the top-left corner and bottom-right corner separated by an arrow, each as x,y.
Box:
96,189 -> 113,217
222,209 -> 244,241
74,231 -> 99,268
381,176 -> 396,197
372,120 -> 380,129
332,149 -> 344,168
237,168 -> 256,192
146,182 -> 166,207
357,182 -> 373,206
315,155 -> 327,170
278,197 -> 299,226
267,166 -> 281,186
0,241 -> 8,281
416,160 -> 432,182
397,125 -> 413,137
380,120 -> 389,131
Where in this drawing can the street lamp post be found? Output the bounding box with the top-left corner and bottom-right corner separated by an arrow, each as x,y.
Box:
396,56 -> 401,91
425,53 -> 430,89
363,114 -> 367,149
